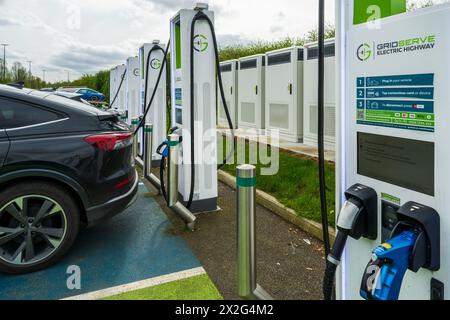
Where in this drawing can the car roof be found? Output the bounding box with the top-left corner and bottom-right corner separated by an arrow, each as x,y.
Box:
0,84 -> 110,117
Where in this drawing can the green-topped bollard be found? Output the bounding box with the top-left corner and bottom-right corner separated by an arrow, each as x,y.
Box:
131,118 -> 139,161
236,164 -> 273,300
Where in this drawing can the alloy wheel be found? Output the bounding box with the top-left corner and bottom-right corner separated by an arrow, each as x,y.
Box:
0,195 -> 67,265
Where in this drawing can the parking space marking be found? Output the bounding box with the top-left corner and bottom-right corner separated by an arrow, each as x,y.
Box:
62,267 -> 206,300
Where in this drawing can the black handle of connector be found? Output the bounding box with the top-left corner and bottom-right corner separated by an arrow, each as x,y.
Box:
323,261 -> 337,300
330,231 -> 348,263
323,231 -> 348,300
344,184 -> 378,240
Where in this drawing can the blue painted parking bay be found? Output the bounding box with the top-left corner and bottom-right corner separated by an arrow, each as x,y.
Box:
0,184 -> 201,300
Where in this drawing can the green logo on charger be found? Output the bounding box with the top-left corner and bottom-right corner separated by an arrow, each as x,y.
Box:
150,58 -> 161,70
357,43 -> 372,61
193,34 -> 209,52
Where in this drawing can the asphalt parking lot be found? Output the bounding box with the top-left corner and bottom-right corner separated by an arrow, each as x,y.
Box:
0,184 -> 202,300
148,179 -> 326,300
0,176 -> 326,300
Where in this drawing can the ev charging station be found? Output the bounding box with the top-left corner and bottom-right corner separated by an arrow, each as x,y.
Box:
265,47 -> 304,142
329,0 -> 450,300
303,40 -> 336,150
110,67 -> 118,106
218,60 -> 238,128
139,41 -> 167,166
116,64 -> 127,113
126,56 -> 141,126
169,3 -> 219,213
238,54 -> 266,131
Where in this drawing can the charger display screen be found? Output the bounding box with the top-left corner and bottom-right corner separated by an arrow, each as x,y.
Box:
357,132 -> 435,196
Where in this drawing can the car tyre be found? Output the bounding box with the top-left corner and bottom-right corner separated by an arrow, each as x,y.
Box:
0,181 -> 80,274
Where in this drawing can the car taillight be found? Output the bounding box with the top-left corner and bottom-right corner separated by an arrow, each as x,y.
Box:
84,132 -> 133,151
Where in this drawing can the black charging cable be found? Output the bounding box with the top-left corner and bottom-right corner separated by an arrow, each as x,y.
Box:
317,0 -> 333,300
109,68 -> 127,109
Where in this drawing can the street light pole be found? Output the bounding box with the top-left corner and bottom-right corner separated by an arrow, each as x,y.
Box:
63,69 -> 70,83
1,44 -> 9,81
27,60 -> 32,87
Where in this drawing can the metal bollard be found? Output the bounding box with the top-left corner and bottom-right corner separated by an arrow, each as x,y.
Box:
144,124 -> 153,178
167,134 -> 180,208
167,134 -> 196,230
144,124 -> 161,190
131,118 -> 139,161
237,164 -> 273,300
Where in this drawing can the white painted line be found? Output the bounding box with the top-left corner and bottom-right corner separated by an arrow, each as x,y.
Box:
62,267 -> 206,300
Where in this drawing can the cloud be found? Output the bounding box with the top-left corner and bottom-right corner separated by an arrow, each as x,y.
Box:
49,42 -> 131,74
217,34 -> 251,47
133,0 -> 224,15
270,25 -> 283,34
0,16 -> 20,26
133,0 -> 195,13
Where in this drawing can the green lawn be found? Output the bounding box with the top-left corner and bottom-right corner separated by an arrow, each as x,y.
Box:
220,138 -> 336,226
103,275 -> 223,300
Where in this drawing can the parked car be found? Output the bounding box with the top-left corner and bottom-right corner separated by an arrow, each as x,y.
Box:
0,84 -> 138,274
58,87 -> 105,102
53,91 -> 85,102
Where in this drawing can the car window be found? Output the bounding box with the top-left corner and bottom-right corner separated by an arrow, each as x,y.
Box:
0,98 -> 63,129
78,89 -> 88,94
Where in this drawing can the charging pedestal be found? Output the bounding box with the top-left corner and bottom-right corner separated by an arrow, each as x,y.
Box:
303,40 -> 336,150
169,3 -> 218,213
110,67 -> 117,107
140,41 -> 167,167
336,0 -> 449,300
112,64 -> 127,114
218,60 -> 238,129
126,57 -> 141,126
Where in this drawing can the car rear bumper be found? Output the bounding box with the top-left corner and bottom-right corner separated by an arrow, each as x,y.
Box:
85,170 -> 139,226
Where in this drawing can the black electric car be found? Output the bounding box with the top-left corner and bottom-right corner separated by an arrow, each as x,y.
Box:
0,84 -> 138,274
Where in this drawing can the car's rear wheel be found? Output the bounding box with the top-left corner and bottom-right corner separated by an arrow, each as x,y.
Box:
0,181 -> 80,274
90,95 -> 99,102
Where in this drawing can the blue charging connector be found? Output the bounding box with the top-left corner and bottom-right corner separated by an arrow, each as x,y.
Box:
360,229 -> 420,300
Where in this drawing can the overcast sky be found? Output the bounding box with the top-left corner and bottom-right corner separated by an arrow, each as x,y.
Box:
0,0 -> 441,82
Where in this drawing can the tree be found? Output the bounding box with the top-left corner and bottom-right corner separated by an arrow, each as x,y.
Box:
0,59 -> 13,83
11,62 -> 28,82
408,0 -> 435,11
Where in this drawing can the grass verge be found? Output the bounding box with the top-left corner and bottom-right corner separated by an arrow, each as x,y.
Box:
220,137 -> 336,226
103,275 -> 223,300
